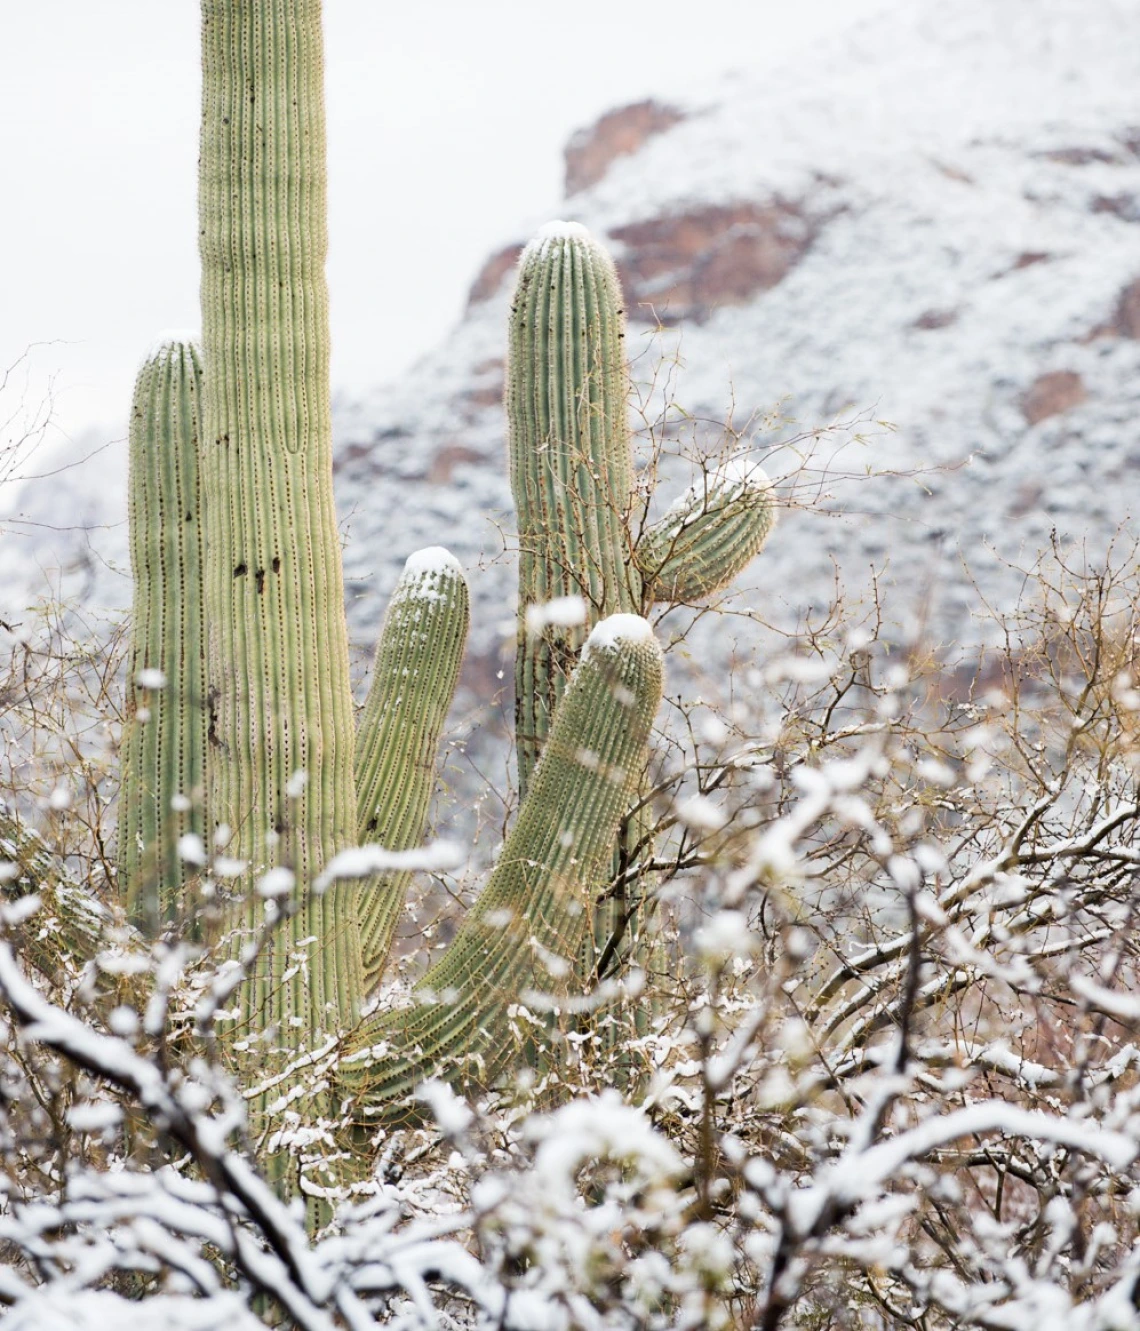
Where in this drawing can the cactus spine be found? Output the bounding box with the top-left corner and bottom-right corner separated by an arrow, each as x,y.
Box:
119,338 -> 206,933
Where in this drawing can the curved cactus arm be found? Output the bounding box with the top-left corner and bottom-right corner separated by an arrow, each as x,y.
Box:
354,547 -> 470,991
0,800 -> 109,979
507,222 -> 640,800
635,460 -> 777,604
339,615 -> 664,1123
200,0 -> 361,1041
119,337 -> 207,934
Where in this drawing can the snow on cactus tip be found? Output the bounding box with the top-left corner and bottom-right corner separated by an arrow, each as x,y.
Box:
533,218 -> 592,243
662,456 -> 776,532
582,613 -> 656,659
717,454 -> 774,498
401,546 -> 464,579
523,218 -> 598,262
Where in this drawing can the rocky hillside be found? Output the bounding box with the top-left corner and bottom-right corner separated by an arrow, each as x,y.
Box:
5,0 -> 1138,695
333,0 -> 1139,684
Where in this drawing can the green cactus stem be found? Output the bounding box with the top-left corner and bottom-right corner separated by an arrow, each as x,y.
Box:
341,614 -> 664,1121
354,547 -> 470,991
199,0 -> 362,1041
635,460 -> 778,603
119,337 -> 206,934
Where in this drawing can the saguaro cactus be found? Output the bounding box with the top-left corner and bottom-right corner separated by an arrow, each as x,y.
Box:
94,0 -> 789,1171
119,338 -> 206,934
110,1 -> 672,1144
0,0 -> 797,1191
508,222 -> 777,974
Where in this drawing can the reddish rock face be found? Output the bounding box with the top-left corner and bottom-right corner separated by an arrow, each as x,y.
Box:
1021,370 -> 1087,425
912,308 -> 959,330
611,201 -> 820,323
564,100 -> 686,196
1039,145 -> 1123,166
465,199 -> 823,319
1090,193 -> 1140,222
428,444 -> 485,485
466,98 -> 826,319
1083,276 -> 1140,341
466,244 -> 524,309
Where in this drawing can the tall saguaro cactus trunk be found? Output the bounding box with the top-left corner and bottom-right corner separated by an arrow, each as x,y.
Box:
199,1 -> 362,1041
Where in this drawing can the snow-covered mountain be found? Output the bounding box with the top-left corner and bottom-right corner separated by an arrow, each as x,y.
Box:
6,0 -> 1138,692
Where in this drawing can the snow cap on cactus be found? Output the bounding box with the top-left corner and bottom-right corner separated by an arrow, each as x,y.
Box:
583,614 -> 656,659
528,218 -> 593,249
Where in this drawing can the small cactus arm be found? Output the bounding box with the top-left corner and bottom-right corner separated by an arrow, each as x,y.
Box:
354,548 -> 470,991
0,801 -> 108,980
199,0 -> 362,1042
635,461 -> 777,603
340,615 -> 664,1123
119,337 -> 207,934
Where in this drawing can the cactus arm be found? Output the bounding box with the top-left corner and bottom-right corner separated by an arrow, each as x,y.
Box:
635,462 -> 778,604
199,0 -> 361,1039
507,222 -> 640,799
354,548 -> 470,990
119,338 -> 207,934
0,800 -> 108,979
340,616 -> 664,1121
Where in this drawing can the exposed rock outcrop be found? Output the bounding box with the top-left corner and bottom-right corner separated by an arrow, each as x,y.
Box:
1022,370 -> 1088,425
564,100 -> 686,196
611,199 -> 823,323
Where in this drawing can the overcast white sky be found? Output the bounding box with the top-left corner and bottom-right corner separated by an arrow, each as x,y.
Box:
2,0 -> 892,448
